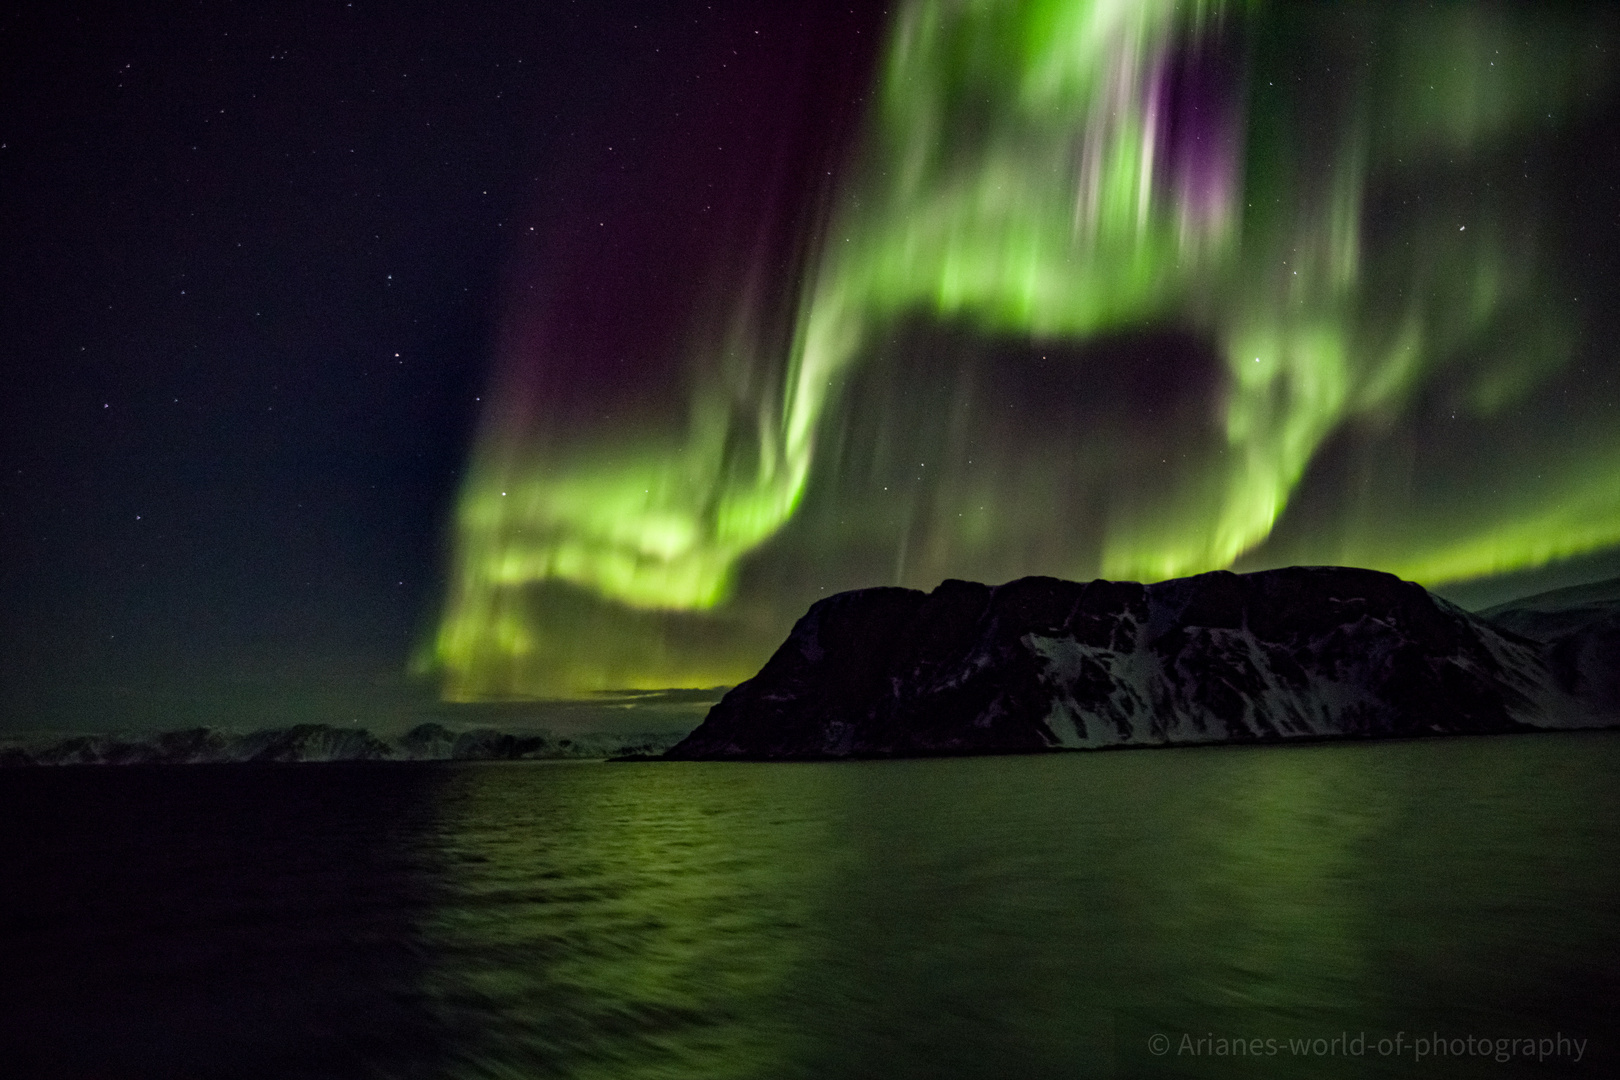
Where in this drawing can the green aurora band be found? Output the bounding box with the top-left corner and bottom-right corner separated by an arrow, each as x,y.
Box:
432,0 -> 1617,697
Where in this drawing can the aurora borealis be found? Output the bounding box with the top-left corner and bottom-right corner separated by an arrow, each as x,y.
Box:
430,0 -> 1620,698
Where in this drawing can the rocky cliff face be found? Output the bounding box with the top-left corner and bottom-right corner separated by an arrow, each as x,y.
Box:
666,567 -> 1609,760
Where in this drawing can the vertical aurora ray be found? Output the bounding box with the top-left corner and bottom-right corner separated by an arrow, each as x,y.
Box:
432,0 -> 1618,697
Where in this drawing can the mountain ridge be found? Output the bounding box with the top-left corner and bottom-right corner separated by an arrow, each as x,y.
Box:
666,566 -> 1614,760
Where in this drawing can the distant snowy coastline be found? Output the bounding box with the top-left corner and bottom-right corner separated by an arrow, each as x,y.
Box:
0,723 -> 685,767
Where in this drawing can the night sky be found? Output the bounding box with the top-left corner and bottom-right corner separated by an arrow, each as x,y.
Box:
0,0 -> 870,732
5,0 -> 1620,733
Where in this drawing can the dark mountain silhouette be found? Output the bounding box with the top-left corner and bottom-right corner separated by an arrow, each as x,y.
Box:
666,567 -> 1615,760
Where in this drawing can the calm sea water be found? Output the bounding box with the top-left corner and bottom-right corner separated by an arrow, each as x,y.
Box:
2,733 -> 1617,1079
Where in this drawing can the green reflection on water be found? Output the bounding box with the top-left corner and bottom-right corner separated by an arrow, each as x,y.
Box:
411,735 -> 1620,1079
412,761 -> 834,1079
